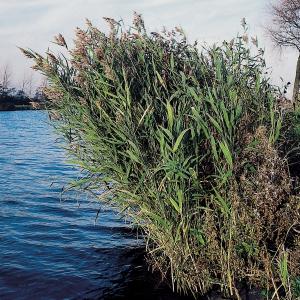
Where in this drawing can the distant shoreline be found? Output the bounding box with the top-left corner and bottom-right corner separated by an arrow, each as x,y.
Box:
0,102 -> 47,111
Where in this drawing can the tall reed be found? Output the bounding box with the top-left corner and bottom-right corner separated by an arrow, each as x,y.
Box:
21,14 -> 300,299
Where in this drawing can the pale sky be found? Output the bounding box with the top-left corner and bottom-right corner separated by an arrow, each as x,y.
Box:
0,0 -> 297,96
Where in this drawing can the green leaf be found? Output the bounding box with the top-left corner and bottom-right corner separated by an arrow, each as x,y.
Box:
128,140 -> 140,153
172,128 -> 190,153
169,197 -> 181,214
166,101 -> 174,129
180,71 -> 186,83
207,89 -> 219,115
190,228 -> 206,246
156,71 -> 166,89
207,113 -> 222,134
235,104 -> 242,120
279,251 -> 289,289
177,189 -> 184,213
126,150 -> 140,164
159,126 -> 173,140
219,170 -> 232,186
189,87 -> 199,102
212,188 -> 231,217
144,209 -> 170,228
219,140 -> 233,169
220,101 -> 231,133
274,117 -> 282,142
191,108 -> 209,139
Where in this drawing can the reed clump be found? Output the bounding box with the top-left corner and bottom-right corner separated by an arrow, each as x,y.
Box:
22,14 -> 300,299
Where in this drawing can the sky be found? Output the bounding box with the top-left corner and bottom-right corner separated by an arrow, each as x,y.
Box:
0,0 -> 297,96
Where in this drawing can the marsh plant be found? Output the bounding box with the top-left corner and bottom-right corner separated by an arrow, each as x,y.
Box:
22,14 -> 300,299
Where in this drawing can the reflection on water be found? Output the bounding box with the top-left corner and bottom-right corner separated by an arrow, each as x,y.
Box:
0,111 -> 193,300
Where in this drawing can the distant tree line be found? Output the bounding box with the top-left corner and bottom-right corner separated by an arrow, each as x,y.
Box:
0,64 -> 46,110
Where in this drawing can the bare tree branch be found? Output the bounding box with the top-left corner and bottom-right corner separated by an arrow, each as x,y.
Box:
267,0 -> 300,50
267,0 -> 300,103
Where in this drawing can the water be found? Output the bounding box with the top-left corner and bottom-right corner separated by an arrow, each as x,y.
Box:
0,111 -> 192,300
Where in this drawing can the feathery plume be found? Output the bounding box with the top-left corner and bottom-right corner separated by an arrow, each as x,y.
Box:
19,47 -> 36,59
53,33 -> 68,49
